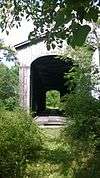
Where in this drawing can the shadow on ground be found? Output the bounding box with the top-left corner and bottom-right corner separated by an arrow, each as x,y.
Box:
25,128 -> 100,178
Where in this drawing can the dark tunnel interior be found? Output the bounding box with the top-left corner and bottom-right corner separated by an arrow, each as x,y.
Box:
30,55 -> 73,116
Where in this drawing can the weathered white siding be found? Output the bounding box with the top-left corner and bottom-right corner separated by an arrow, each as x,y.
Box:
16,41 -> 67,110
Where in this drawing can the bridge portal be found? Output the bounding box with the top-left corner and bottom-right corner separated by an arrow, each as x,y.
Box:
30,55 -> 73,115
15,39 -> 73,114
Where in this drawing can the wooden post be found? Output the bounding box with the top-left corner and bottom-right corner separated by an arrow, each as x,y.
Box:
19,65 -> 30,111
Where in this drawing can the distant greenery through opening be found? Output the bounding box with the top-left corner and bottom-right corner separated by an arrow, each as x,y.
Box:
46,90 -> 60,109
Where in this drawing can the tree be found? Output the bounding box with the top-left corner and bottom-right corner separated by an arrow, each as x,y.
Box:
0,63 -> 19,110
61,45 -> 100,178
0,0 -> 100,48
0,39 -> 16,62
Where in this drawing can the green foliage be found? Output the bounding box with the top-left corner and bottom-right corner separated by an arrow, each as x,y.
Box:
62,92 -> 100,140
0,64 -> 19,110
24,128 -> 73,178
0,108 -> 42,178
62,45 -> 92,94
0,1 -> 99,48
0,39 -> 16,61
61,45 -> 99,139
46,90 -> 60,109
24,128 -> 100,178
68,24 -> 91,48
61,45 -> 100,178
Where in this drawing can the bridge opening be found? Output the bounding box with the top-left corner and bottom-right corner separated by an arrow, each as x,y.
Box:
45,90 -> 61,116
46,90 -> 60,109
30,55 -> 73,116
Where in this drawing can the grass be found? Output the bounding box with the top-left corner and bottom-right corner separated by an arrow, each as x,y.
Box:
24,128 -> 73,178
24,128 -> 100,178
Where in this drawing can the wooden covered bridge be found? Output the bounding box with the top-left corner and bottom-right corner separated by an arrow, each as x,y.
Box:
14,36 -> 100,124
15,38 -> 73,116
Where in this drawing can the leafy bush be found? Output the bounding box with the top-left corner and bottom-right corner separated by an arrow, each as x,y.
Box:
0,109 -> 42,178
62,92 -> 100,140
61,46 -> 100,178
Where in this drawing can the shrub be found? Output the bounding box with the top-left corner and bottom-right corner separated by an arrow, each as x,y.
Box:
0,109 -> 42,178
62,92 -> 100,140
61,46 -> 100,178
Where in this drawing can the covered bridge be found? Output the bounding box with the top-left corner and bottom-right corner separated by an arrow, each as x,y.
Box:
15,38 -> 73,115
